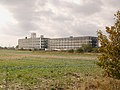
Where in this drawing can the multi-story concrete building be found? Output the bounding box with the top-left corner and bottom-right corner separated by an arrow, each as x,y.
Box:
48,36 -> 98,50
18,33 -> 48,50
18,33 -> 98,50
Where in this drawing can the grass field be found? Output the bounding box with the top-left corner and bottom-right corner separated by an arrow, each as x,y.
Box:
0,50 -> 119,90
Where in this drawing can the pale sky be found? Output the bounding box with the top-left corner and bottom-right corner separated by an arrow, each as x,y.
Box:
0,0 -> 119,47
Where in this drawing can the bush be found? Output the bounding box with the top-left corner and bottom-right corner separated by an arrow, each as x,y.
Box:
92,48 -> 99,53
97,11 -> 120,79
76,48 -> 84,53
67,49 -> 74,53
81,44 -> 93,52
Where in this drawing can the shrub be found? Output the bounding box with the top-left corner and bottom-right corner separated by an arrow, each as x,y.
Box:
76,48 -> 84,53
81,44 -> 93,52
97,11 -> 120,79
67,49 -> 74,53
92,48 -> 99,53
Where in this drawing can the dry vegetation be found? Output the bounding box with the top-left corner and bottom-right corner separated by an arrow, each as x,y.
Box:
0,50 -> 120,90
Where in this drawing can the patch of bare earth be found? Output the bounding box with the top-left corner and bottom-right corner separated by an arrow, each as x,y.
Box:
0,53 -> 96,60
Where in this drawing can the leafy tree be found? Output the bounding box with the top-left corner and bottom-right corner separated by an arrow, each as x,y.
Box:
75,44 -> 93,53
16,45 -> 19,49
97,11 -> 120,79
82,44 -> 92,52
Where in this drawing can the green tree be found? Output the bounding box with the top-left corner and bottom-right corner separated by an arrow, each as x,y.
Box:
16,45 -> 19,49
97,11 -> 120,79
82,44 -> 92,52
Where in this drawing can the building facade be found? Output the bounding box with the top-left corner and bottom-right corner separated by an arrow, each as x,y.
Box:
48,36 -> 98,50
18,33 -> 48,50
18,33 -> 98,50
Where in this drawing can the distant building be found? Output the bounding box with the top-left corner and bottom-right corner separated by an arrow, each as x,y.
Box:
48,36 -> 98,50
18,33 -> 98,50
18,33 -> 48,50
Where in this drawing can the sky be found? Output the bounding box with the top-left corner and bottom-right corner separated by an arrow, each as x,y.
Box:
0,0 -> 119,47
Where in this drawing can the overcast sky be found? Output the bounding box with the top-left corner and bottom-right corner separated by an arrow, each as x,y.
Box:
0,0 -> 119,47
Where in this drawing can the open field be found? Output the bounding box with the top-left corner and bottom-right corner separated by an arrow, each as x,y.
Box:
0,50 -> 120,90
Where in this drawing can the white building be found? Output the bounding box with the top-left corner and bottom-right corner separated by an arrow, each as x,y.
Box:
18,33 -> 98,50
18,33 -> 48,50
48,36 -> 98,50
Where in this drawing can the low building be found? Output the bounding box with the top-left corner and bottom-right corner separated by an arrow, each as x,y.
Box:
18,33 -> 48,50
18,33 -> 98,50
48,36 -> 98,50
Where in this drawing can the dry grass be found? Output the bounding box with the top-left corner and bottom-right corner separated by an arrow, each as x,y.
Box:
0,50 -> 119,90
1,73 -> 120,90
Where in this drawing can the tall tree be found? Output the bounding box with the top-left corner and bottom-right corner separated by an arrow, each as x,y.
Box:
97,11 -> 120,79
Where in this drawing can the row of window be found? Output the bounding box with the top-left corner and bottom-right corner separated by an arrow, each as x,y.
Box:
49,37 -> 93,41
49,42 -> 89,45
49,40 -> 92,42
49,47 -> 80,50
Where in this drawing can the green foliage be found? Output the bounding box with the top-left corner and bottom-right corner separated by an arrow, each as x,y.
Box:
97,11 -> 120,79
82,44 -> 93,52
92,48 -> 99,53
76,44 -> 92,53
67,49 -> 74,53
76,44 -> 97,53
16,45 -> 19,48
75,44 -> 99,53
76,48 -> 84,53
